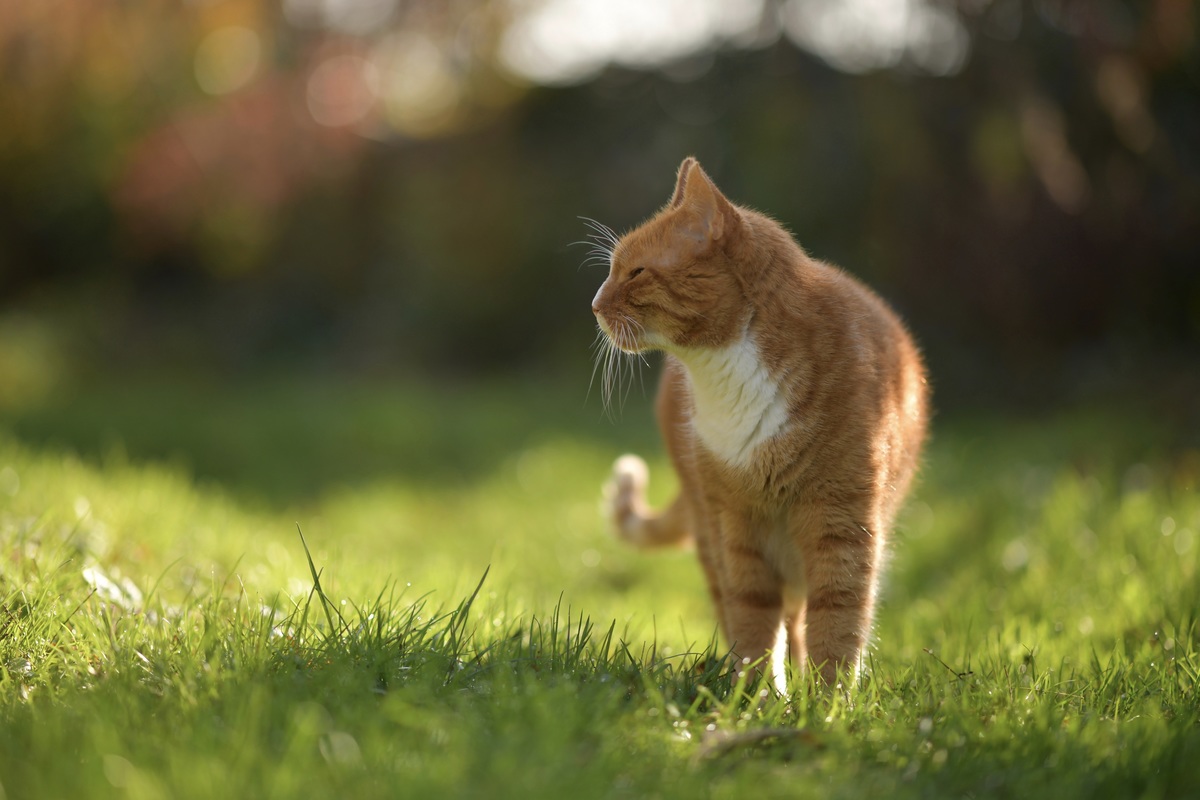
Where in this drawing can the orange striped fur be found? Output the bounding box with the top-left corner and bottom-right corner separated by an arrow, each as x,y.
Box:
592,158 -> 929,691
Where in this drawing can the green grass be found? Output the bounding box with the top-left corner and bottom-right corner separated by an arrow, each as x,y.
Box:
1,376 -> 1198,799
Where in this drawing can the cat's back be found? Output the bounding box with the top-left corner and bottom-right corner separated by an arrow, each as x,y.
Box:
738,223 -> 928,490
743,215 -> 923,390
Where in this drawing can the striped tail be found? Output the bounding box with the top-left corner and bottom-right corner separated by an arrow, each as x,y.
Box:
603,454 -> 691,548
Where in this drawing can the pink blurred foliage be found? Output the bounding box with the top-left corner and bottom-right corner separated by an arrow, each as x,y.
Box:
114,71 -> 366,252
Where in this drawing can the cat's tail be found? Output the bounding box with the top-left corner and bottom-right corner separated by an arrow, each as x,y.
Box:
603,454 -> 691,549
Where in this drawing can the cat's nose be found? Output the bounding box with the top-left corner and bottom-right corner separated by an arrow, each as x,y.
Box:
591,284 -> 605,316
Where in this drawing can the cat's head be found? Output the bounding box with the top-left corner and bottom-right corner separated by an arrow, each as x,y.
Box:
591,158 -> 750,355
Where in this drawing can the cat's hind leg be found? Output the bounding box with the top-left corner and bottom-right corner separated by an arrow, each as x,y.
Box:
783,597 -> 806,676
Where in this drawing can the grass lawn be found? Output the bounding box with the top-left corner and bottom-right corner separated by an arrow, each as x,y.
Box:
1,374 -> 1197,799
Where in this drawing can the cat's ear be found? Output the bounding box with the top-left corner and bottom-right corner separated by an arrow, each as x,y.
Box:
669,156 -> 699,209
675,160 -> 736,243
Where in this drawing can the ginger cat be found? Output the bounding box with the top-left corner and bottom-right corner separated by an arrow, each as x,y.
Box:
591,157 -> 929,692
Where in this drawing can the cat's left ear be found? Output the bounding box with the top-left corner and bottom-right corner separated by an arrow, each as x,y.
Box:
675,160 -> 739,245
669,156 -> 699,209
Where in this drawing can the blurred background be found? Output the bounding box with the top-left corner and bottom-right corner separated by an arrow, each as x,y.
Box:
1,0 -> 1197,420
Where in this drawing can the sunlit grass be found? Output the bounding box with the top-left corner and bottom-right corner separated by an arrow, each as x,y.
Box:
1,378 -> 1198,798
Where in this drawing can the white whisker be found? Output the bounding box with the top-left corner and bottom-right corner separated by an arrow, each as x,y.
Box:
579,215 -> 645,418
571,220 -> 615,272
587,330 -> 607,406
579,216 -> 620,248
579,256 -> 612,271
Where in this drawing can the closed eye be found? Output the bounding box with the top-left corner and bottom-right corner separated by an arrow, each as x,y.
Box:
628,267 -> 645,280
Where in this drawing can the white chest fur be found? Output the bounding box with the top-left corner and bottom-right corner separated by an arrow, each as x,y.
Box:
679,334 -> 789,468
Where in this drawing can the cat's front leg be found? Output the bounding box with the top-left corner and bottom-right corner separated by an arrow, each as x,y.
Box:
715,508 -> 788,694
799,505 -> 882,687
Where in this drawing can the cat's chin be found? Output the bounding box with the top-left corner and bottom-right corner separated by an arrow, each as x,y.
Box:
631,331 -> 670,353
596,317 -> 657,354
613,338 -> 668,356
608,338 -> 648,356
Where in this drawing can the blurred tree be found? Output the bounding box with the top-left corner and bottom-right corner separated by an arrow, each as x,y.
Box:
0,0 -> 1196,406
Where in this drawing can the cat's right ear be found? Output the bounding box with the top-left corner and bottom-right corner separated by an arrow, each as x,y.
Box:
669,157 -> 699,209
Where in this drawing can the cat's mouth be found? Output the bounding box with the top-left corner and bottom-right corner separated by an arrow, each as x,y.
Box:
595,314 -> 644,354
